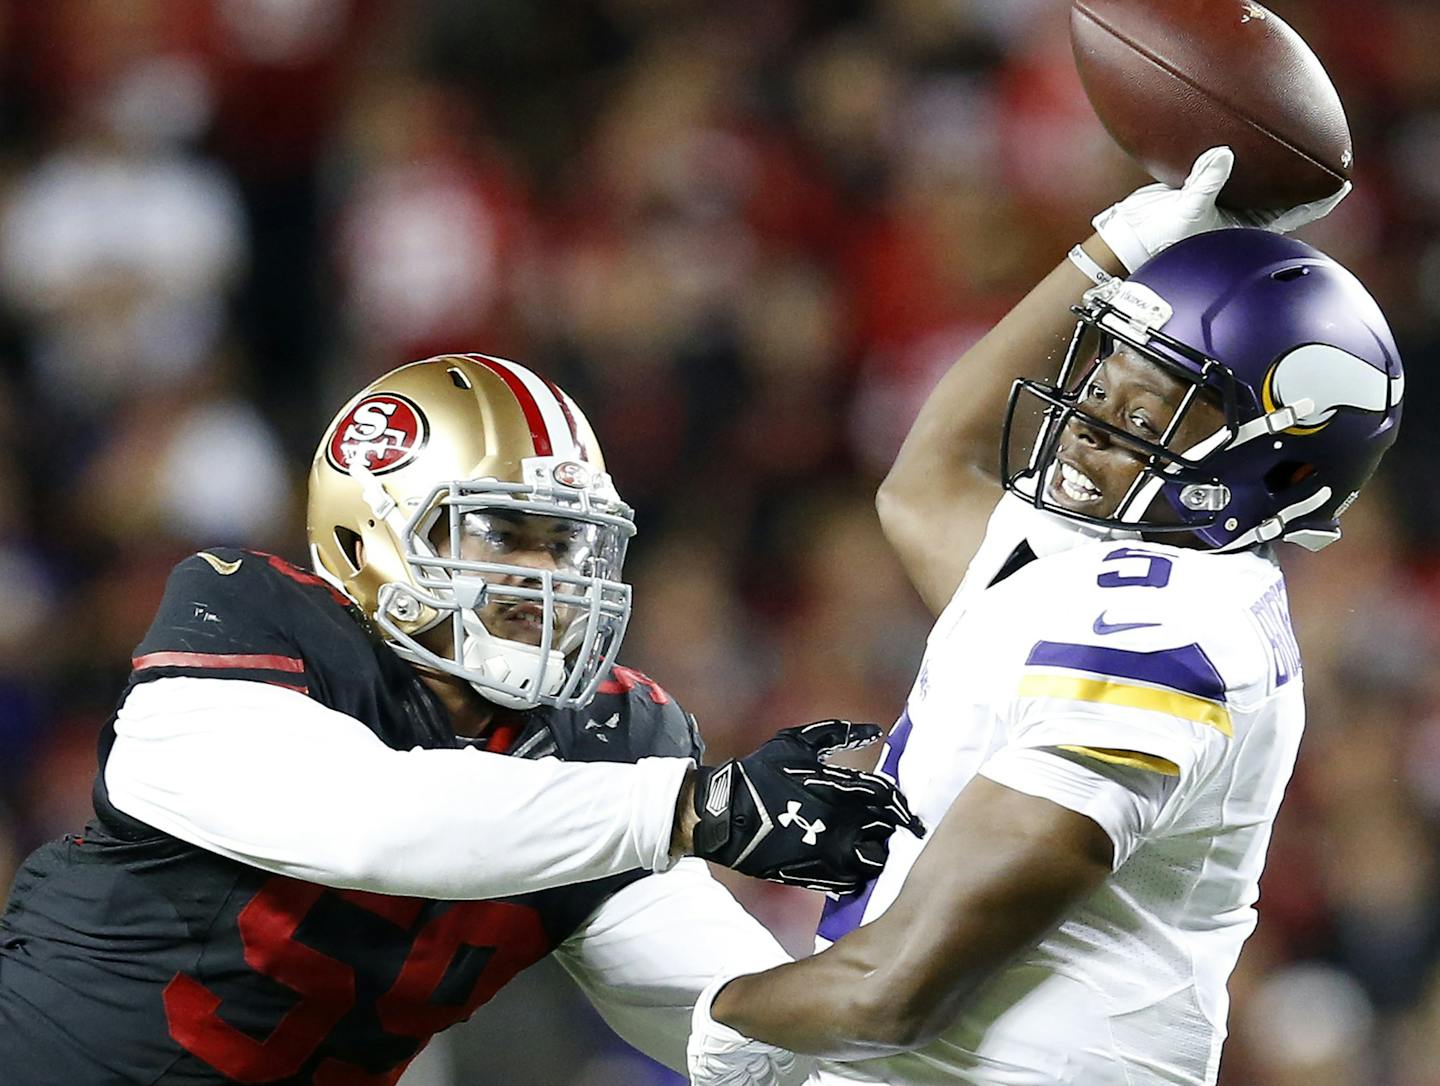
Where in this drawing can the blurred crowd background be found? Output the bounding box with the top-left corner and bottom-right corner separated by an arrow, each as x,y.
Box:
0,1 -> 1437,1083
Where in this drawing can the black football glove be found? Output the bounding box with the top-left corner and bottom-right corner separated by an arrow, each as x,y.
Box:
691,720 -> 924,893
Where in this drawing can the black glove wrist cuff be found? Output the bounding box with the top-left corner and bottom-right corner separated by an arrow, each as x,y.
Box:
691,764 -> 730,858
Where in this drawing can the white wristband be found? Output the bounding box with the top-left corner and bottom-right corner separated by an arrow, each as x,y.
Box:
1067,244 -> 1113,285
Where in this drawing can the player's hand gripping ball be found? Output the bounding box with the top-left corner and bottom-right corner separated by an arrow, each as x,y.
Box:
1092,145 -> 1350,273
691,720 -> 923,893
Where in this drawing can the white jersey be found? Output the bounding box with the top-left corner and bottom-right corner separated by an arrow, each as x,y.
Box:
812,495 -> 1306,1086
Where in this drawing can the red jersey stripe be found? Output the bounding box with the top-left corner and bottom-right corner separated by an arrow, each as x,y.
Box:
258,552 -> 353,608
482,716 -> 525,754
132,651 -> 307,674
466,355 -> 553,457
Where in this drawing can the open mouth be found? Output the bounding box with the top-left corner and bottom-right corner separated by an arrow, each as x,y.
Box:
1050,460 -> 1103,506
492,599 -> 580,645
497,603 -> 547,639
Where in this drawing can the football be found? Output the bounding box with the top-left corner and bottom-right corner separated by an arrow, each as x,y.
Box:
1070,0 -> 1352,210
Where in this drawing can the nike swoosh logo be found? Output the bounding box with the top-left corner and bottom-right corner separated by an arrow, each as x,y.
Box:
1092,611 -> 1161,636
197,551 -> 242,576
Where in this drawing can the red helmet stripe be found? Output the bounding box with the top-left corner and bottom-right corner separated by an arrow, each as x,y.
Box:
466,354 -> 554,457
544,379 -> 589,460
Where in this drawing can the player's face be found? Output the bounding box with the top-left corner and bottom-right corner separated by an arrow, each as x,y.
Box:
444,511 -> 596,646
1048,345 -> 1225,518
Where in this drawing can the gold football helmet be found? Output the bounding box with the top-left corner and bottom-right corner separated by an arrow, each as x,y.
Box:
307,353 -> 636,710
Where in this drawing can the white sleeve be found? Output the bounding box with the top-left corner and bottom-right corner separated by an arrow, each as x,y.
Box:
553,858 -> 791,1072
104,677 -> 690,899
979,745 -> 1177,870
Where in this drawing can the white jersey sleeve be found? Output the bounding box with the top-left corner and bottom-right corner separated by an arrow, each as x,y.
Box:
104,677 -> 689,898
554,858 -> 792,1071
980,746 -> 1176,870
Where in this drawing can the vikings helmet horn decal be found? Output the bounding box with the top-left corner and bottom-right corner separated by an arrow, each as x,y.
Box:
1263,343 -> 1405,433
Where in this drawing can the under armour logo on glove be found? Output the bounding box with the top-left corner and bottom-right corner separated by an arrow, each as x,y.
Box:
691,719 -> 924,893
778,801 -> 825,845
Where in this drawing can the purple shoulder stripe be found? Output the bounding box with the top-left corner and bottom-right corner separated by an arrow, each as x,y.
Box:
1026,640 -> 1226,703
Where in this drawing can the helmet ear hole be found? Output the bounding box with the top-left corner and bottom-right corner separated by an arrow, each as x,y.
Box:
334,526 -> 364,574
1263,461 -> 1316,496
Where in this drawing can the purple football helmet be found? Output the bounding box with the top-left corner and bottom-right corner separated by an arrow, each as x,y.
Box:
1001,228 -> 1404,551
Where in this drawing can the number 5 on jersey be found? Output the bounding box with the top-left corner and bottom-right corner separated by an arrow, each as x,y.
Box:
1097,548 -> 1173,589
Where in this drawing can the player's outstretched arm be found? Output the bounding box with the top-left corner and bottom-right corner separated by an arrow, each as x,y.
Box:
877,146 -> 1346,614
107,680 -> 916,900
694,776 -> 1113,1064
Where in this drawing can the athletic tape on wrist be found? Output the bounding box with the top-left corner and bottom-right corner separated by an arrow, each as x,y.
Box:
1068,244 -> 1113,285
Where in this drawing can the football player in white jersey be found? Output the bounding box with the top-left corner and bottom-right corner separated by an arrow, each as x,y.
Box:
687,146 -> 1403,1086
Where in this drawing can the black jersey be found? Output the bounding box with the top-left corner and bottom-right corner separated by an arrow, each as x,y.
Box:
0,549 -> 700,1086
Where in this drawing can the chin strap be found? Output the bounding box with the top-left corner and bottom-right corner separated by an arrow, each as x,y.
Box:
1010,484 -> 1137,558
1216,486 -> 1336,552
458,612 -> 567,710
379,611 -> 568,711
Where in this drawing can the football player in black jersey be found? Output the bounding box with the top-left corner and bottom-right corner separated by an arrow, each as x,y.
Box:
0,353 -> 919,1086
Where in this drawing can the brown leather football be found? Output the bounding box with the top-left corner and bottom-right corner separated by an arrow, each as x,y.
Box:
1070,0 -> 1351,210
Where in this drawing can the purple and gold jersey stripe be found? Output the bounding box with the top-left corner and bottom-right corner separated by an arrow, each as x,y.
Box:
1021,640 -> 1231,736
1018,674 -> 1232,734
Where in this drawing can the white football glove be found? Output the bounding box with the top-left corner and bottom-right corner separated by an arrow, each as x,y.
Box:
1092,145 -> 1352,272
688,973 -> 810,1086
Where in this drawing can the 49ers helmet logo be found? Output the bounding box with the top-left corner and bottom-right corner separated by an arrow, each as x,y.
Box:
326,394 -> 429,475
